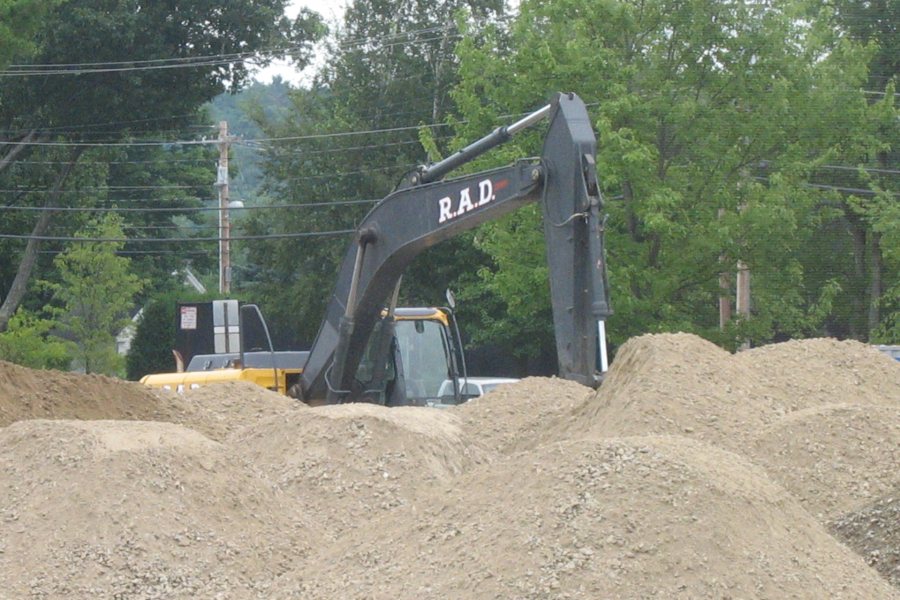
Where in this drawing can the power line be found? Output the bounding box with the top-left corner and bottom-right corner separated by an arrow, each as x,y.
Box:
804,181 -> 898,196
10,158 -> 214,166
0,184 -> 211,193
0,119 -> 446,148
0,46 -> 308,77
1,197 -> 217,204
0,229 -> 357,243
0,112 -> 204,133
0,23 -> 477,78
751,175 -> 898,197
0,199 -> 379,213
3,133 -> 451,166
0,137 -> 215,148
239,122 -> 453,145
815,164 -> 900,176
7,47 -> 296,69
40,249 -> 213,256
0,196 -> 218,210
121,224 -> 217,231
2,23 -> 478,75
0,92 -> 517,149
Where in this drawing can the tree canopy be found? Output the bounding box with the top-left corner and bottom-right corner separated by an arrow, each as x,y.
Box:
0,0 -> 325,334
0,0 -> 895,377
47,213 -> 144,375
446,0 -> 897,353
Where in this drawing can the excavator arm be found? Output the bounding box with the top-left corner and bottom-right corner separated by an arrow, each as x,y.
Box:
296,92 -> 611,404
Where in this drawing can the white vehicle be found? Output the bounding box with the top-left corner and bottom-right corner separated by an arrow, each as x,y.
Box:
875,345 -> 900,362
436,377 -> 520,404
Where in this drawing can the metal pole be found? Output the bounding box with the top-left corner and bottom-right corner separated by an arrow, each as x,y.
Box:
217,121 -> 231,294
597,321 -> 609,372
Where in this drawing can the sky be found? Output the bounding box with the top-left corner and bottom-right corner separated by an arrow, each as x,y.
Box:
253,0 -> 348,85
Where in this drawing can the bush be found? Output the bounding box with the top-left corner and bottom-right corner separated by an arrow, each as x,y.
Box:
0,309 -> 72,370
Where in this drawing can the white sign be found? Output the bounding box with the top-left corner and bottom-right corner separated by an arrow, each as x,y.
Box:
180,306 -> 198,330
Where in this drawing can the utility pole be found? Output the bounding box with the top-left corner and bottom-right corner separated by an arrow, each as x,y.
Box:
718,209 -> 732,329
736,260 -> 751,349
216,121 -> 231,295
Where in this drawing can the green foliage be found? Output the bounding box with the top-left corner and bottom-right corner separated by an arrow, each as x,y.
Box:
460,206 -> 553,359
47,214 -> 144,375
0,0 -> 58,66
0,307 -> 72,369
3,0 -> 323,132
450,0 -> 889,356
0,0 -> 326,341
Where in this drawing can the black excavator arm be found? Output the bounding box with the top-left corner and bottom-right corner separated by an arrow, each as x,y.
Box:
295,92 -> 612,404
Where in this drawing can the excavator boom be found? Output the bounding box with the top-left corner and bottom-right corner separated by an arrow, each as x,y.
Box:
296,92 -> 611,404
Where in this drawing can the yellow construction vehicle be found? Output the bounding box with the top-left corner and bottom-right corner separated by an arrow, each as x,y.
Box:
140,304 -> 471,405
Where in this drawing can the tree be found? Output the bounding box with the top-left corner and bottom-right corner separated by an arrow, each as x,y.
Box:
0,0 -> 325,332
0,307 -> 72,369
47,214 -> 144,375
0,0 -> 58,67
450,0 -> 876,355
808,0 -> 899,341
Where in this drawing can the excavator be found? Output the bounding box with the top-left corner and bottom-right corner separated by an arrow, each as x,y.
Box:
141,92 -> 612,406
293,91 -> 611,406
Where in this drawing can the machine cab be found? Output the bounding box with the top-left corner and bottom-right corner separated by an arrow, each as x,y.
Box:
353,306 -> 466,406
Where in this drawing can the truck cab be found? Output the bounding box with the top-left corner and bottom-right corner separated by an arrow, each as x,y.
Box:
392,307 -> 465,405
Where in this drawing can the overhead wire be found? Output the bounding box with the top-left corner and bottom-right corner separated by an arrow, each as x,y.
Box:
0,229 -> 357,242
11,158 -> 215,166
0,199 -> 380,213
750,176 -> 898,197
0,184 -> 211,193
40,249 -> 213,256
0,23 -> 473,78
0,46 -> 308,77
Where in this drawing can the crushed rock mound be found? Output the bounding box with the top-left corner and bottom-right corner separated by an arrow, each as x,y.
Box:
453,376 -> 593,454
0,360 -> 188,427
0,332 -> 898,598
292,436 -> 896,599
831,488 -> 900,588
0,419 -> 316,599
572,333 -> 777,451
733,337 -> 900,411
572,333 -> 900,454
746,403 -> 900,520
232,403 -> 490,540
150,380 -> 304,441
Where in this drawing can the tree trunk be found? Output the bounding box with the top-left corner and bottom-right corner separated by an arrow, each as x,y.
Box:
0,149 -> 82,332
847,217 -> 867,341
868,231 -> 882,338
0,130 -> 44,172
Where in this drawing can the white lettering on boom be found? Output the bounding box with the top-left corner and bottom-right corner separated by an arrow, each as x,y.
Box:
437,178 -> 496,224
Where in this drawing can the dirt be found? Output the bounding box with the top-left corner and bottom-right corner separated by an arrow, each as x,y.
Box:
0,334 -> 898,599
0,360 -> 188,427
831,488 -> 900,587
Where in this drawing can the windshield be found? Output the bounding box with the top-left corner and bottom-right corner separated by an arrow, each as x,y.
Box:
394,319 -> 451,401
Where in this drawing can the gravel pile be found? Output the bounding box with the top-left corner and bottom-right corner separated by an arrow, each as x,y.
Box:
0,334 -> 897,598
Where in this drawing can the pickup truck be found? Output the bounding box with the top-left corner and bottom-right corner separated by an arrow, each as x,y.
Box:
433,377 -> 520,406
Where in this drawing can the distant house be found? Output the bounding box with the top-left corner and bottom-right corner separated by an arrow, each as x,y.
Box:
116,309 -> 143,356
